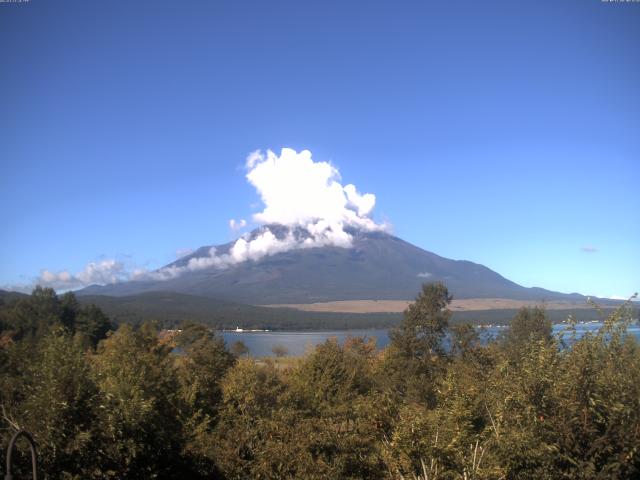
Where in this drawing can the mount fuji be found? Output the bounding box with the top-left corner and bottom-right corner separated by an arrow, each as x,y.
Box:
78,225 -> 586,306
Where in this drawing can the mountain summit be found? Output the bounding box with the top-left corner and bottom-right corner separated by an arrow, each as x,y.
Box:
79,225 -> 584,305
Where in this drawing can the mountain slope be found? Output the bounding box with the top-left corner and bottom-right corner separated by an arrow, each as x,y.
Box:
79,226 -> 586,304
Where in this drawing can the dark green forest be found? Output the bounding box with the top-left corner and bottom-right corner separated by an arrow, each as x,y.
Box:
2,289 -> 618,331
1,284 -> 639,479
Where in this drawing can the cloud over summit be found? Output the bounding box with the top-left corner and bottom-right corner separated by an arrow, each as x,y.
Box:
246,148 -> 379,231
140,148 -> 386,278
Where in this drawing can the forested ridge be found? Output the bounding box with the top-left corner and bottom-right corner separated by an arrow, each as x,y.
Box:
1,284 -> 639,479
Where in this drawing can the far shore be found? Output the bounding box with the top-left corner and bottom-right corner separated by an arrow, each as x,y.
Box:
261,298 -> 612,314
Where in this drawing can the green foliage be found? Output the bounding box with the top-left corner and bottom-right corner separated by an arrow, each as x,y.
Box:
504,306 -> 553,348
90,323 -> 186,478
176,322 -> 235,418
1,287 -> 639,479
271,344 -> 289,357
0,287 -> 113,345
230,339 -> 250,357
289,338 -> 370,415
212,339 -> 387,479
547,304 -> 640,478
449,323 -> 481,358
390,282 -> 452,359
20,328 -> 100,476
175,322 -> 235,477
212,358 -> 286,478
482,300 -> 640,479
6,286 -> 63,340
74,303 -> 113,348
382,282 -> 452,405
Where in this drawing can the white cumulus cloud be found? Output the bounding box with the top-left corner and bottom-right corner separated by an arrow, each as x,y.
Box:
246,148 -> 381,232
37,259 -> 129,290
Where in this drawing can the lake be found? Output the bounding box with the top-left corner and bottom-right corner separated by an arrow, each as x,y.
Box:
220,322 -> 640,357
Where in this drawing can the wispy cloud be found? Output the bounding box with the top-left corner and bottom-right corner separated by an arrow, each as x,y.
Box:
175,248 -> 194,259
597,293 -> 638,302
581,245 -> 598,253
229,218 -> 247,231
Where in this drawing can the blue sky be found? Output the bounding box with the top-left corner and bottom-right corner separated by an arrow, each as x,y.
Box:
1,0 -> 638,298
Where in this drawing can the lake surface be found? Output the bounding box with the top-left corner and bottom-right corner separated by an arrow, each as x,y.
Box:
220,322 -> 640,357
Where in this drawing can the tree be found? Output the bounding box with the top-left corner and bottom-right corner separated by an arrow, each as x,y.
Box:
75,303 -> 113,347
547,304 -> 640,478
1,288 -> 112,347
91,323 -> 184,477
6,286 -> 62,340
59,291 -> 81,331
390,282 -> 452,359
231,340 -> 249,357
212,359 -> 285,478
450,323 -> 480,358
290,338 -> 369,415
176,323 -> 235,416
20,327 -> 101,476
381,282 -> 452,404
175,322 -> 235,477
504,306 -> 552,352
271,344 -> 289,357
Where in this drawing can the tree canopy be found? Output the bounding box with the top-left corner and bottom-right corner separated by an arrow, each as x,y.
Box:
1,285 -> 639,479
